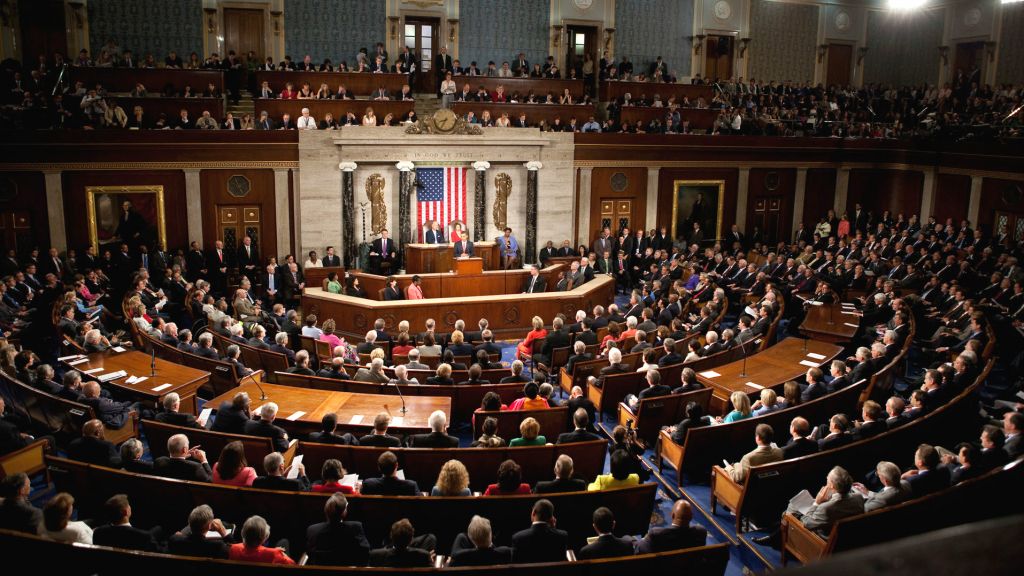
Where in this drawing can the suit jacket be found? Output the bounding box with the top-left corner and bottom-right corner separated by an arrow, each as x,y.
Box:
424,229 -> 445,244
578,533 -> 635,560
863,485 -> 906,512
82,396 -> 134,429
154,410 -> 200,429
92,524 -> 162,552
453,239 -> 474,257
210,402 -> 250,434
168,532 -> 229,558
533,477 -> 587,494
902,467 -> 950,497
449,545 -> 514,567
308,431 -> 359,445
369,546 -> 432,568
67,436 -> 122,468
305,520 -> 371,566
522,275 -> 546,293
730,445 -> 783,482
357,433 -> 403,448
801,492 -> 864,534
407,431 -> 459,448
252,474 -> 310,491
153,456 -> 213,482
243,419 -> 289,452
511,523 -> 568,564
635,524 -> 707,554
360,475 -> 420,496
556,429 -> 602,444
852,420 -> 887,441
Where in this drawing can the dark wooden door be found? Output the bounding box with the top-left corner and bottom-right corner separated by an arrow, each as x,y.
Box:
954,41 -> 985,80
566,25 -> 597,80
405,17 -> 440,93
826,44 -> 852,87
18,0 -> 66,69
995,211 -> 1024,244
0,211 -> 33,255
750,196 -> 784,245
704,36 -> 734,82
223,8 -> 265,60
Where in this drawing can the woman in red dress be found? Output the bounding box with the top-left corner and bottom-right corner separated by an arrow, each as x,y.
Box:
515,315 -> 547,360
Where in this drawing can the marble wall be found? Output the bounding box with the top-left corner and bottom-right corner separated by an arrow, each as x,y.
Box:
297,128 -> 574,266
749,0 -> 818,84
87,0 -> 203,61
615,0 -> 694,79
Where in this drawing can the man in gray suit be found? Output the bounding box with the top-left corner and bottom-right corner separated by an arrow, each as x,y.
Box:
754,465 -> 864,546
405,349 -> 429,370
853,461 -> 906,512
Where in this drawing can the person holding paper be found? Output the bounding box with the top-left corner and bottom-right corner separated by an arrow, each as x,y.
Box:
753,466 -> 864,547
153,434 -> 212,482
312,459 -> 358,494
252,452 -> 309,491
361,451 -> 419,496
725,424 -> 783,483
243,403 -> 290,452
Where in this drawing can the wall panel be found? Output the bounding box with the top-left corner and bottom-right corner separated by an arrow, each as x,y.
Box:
284,0 -> 386,66
0,172 -> 49,255
864,8 -> 945,86
749,1 -> 818,84
803,168 -> 837,228
87,0 -> 203,62
932,174 -> 971,224
459,0 -> 549,72
746,168 -> 795,245
657,168 -> 738,242
588,167 -> 647,244
200,169 -> 279,262
979,178 -> 1024,233
847,169 -> 923,220
615,0 -> 693,79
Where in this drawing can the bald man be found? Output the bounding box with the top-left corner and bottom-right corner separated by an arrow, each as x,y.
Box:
66,419 -> 121,468
635,500 -> 707,553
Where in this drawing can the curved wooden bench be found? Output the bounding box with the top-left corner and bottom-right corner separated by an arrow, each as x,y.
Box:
617,387 -> 714,447
472,407 -> 569,443
141,419 -> 297,471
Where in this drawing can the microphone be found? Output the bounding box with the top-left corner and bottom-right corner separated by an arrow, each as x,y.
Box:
738,333 -> 750,378
150,348 -> 157,377
390,377 -> 408,415
242,370 -> 268,401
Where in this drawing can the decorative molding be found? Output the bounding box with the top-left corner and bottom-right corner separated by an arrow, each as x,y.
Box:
524,160 -> 544,171
338,161 -> 358,172
395,161 -> 415,172
0,161 -> 298,171
492,173 -> 512,231
472,161 -> 491,171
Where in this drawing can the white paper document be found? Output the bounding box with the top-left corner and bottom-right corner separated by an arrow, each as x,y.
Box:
788,489 -> 816,516
198,408 -> 213,427
286,411 -> 306,421
391,416 -> 405,426
112,346 -> 126,353
151,383 -> 172,392
67,358 -> 89,366
805,352 -> 827,360
340,474 -> 359,488
798,360 -> 819,368
745,382 -> 763,390
287,455 -> 304,479
699,370 -> 721,378
843,322 -> 859,328
348,414 -> 364,424
58,354 -> 84,361
82,367 -> 104,374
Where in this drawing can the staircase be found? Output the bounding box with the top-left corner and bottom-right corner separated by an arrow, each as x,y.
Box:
414,93 -> 440,119
227,90 -> 255,117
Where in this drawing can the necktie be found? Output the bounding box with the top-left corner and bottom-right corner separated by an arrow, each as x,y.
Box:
269,275 -> 274,290
529,277 -> 536,292
142,254 -> 148,269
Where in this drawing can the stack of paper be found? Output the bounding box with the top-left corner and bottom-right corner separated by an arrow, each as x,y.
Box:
151,383 -> 172,392
97,370 -> 127,382
287,455 -> 304,479
699,370 -> 721,378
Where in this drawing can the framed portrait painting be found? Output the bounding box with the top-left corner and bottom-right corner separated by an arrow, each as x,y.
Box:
86,185 -> 167,253
672,180 -> 725,245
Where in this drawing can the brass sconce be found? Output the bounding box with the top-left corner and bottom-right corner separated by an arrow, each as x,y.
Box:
270,10 -> 282,36
552,25 -> 563,48
984,41 -> 996,62
604,27 -> 615,50
692,35 -> 706,55
938,45 -> 949,66
448,19 -> 458,44
739,38 -> 751,58
389,17 -> 400,41
204,8 -> 218,35
857,46 -> 868,65
817,44 -> 828,63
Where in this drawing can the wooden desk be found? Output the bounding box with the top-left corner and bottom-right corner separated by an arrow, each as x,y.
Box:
61,350 -> 210,415
695,338 -> 843,413
254,71 -> 408,98
599,81 -> 714,103
799,303 -> 860,344
302,274 -> 614,340
108,97 -> 225,123
207,382 -> 450,436
69,67 -> 225,93
254,99 -> 414,124
618,106 -> 718,130
404,241 -> 499,274
351,261 -> 569,301
302,266 -> 345,292
451,102 -> 596,127
451,76 -> 585,98
454,257 -> 483,275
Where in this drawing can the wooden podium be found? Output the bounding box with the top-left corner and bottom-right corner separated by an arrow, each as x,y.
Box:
454,257 -> 483,275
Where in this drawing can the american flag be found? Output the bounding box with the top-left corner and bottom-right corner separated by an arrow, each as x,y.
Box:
416,167 -> 467,241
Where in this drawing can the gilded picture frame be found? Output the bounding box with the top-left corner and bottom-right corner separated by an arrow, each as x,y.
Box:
671,180 -> 725,244
86,185 -> 167,253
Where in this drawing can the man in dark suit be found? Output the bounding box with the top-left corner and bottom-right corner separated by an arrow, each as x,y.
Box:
556,409 -> 602,444
322,246 -> 342,267
800,367 -> 827,403
235,236 -> 258,278
578,507 -> 635,560
449,515 -> 513,567
511,499 -> 568,564
595,348 -> 629,389
901,444 -> 950,497
538,241 -> 558,264
361,451 -> 420,495
67,419 -> 122,467
92,494 -> 162,552
852,401 -> 888,440
306,493 -> 371,566
153,433 -> 212,482
210,391 -> 251,434
406,410 -> 459,447
243,402 -> 290,452
252,451 -> 310,491
308,413 -> 359,445
0,473 -> 42,534
434,47 -> 453,94
280,262 -> 305,305
167,504 -> 230,558
657,338 -> 684,367
205,240 -> 229,296
781,417 -> 819,460
369,229 -> 398,274
424,222 -> 445,245
534,454 -> 588,494
522,265 -> 546,293
453,236 -> 474,258
260,263 -> 282,306
80,382 -> 137,430
154,393 -> 201,428
368,519 -> 434,567
533,317 -> 569,368
635,500 -> 707,553
358,413 -> 403,447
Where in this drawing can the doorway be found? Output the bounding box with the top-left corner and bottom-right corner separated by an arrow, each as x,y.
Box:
0,211 -> 33,256
404,16 -> 440,94
223,8 -> 265,59
826,44 -> 852,87
704,35 -> 734,81
566,24 -> 598,92
954,41 -> 985,84
995,211 -> 1024,244
750,196 -> 784,245
216,204 -> 264,261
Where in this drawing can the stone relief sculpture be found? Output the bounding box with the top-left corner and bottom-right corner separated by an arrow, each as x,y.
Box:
365,173 -> 387,235
492,172 -> 512,231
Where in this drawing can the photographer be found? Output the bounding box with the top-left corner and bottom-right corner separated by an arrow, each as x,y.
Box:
609,424 -> 650,482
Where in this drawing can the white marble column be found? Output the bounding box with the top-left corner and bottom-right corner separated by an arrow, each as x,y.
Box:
273,168 -> 292,258
793,168 -> 808,234
736,168 -> 750,232
834,168 -> 850,214
577,167 -> 593,245
645,167 -> 660,232
43,171 -> 66,250
968,176 -> 983,226
183,169 -> 203,245
920,169 -> 937,221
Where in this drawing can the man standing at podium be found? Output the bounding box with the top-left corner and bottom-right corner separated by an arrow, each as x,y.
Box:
425,221 -> 445,244
454,234 -> 474,258
500,227 -> 520,269
370,229 -> 398,273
